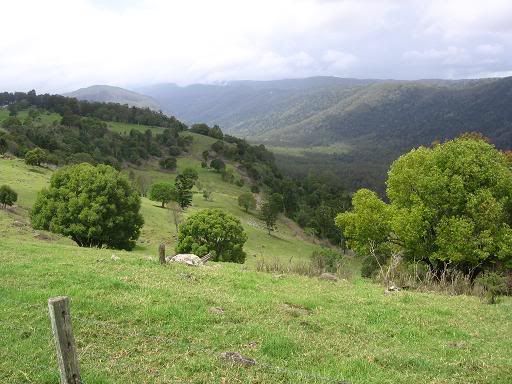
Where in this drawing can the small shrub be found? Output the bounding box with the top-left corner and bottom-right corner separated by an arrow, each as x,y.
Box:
0,185 -> 17,208
310,248 -> 343,273
159,157 -> 177,170
475,272 -> 508,304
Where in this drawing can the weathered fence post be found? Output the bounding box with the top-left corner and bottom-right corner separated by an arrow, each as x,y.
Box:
48,296 -> 82,384
159,243 -> 166,264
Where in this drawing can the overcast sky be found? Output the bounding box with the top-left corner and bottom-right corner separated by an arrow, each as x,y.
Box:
1,0 -> 512,93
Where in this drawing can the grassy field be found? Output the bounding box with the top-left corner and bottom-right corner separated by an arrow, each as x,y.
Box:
268,143 -> 352,157
1,119 -> 511,383
1,237 -> 511,383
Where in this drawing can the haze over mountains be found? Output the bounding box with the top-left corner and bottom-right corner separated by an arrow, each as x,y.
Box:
64,85 -> 161,110
67,76 -> 512,192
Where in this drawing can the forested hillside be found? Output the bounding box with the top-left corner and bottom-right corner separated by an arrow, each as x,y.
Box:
137,76 -> 512,192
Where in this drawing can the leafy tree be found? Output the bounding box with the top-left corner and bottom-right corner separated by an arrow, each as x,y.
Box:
31,164 -> 143,250
159,156 -> 177,170
238,192 -> 256,212
336,137 -> 512,276
25,148 -> 47,166
209,125 -> 224,139
190,123 -> 210,135
0,185 -> 17,208
176,208 -> 247,263
175,174 -> 194,209
180,167 -> 199,184
269,193 -> 284,213
149,182 -> 176,208
261,201 -> 278,235
210,158 -> 226,172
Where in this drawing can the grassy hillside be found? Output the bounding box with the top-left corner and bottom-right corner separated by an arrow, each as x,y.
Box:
1,234 -> 511,383
0,150 -> 320,266
1,102 -> 511,383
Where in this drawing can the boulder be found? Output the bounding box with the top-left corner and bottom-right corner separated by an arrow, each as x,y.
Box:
319,272 -> 338,282
166,253 -> 203,266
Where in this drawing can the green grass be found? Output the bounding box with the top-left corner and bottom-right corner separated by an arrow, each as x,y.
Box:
268,143 -> 352,157
0,150 -> 322,266
2,123 -> 511,383
0,238 -> 510,383
0,109 -> 61,126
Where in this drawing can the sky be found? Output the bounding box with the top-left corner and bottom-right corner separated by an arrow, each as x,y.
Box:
1,0 -> 512,93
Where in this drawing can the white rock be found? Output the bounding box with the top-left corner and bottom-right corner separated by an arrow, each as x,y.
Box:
167,253 -> 203,266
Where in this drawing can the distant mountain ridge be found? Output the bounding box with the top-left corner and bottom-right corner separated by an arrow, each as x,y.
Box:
64,85 -> 161,110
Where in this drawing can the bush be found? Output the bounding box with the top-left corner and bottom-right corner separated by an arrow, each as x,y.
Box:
475,272 -> 508,304
176,208 -> 247,263
310,248 -> 343,273
159,157 -> 177,170
25,147 -> 47,166
31,163 -> 143,250
0,185 -> 17,208
210,158 -> 226,172
251,185 -> 260,193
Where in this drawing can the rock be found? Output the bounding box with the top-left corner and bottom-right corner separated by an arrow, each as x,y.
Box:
12,220 -> 26,227
33,232 -> 52,241
209,306 -> 225,314
167,253 -> 203,266
384,285 -> 400,294
219,352 -> 256,366
319,272 -> 338,281
111,254 -> 120,261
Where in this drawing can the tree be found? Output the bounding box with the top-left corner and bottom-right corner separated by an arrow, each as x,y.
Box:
210,158 -> 226,172
31,163 -> 143,250
261,201 -> 278,235
25,148 -> 47,166
269,193 -> 284,213
175,174 -> 194,209
238,192 -> 256,212
180,167 -> 199,184
336,137 -> 512,276
135,174 -> 150,196
149,182 -> 176,208
176,208 -> 247,263
209,125 -> 224,139
0,185 -> 17,208
159,157 -> 177,170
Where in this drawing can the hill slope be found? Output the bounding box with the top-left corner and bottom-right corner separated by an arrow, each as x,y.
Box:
139,76 -> 512,192
64,85 -> 161,110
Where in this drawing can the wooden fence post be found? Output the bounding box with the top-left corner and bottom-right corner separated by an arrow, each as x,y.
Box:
159,243 -> 166,264
48,296 -> 82,384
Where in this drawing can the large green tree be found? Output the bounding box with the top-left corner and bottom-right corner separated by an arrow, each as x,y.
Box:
176,209 -> 247,263
31,163 -> 144,250
175,174 -> 194,209
336,137 -> 512,275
